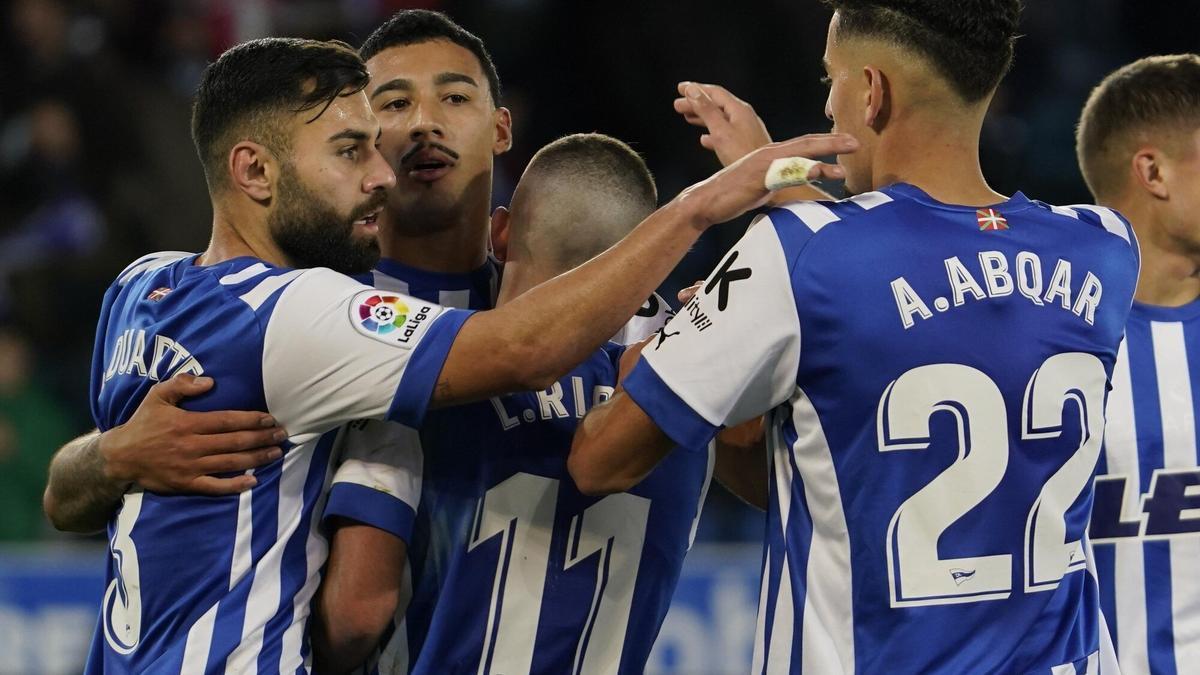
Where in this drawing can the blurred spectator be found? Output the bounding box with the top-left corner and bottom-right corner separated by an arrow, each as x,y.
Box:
0,326 -> 75,541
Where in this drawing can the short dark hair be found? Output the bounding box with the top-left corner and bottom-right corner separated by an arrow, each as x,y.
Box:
191,37 -> 368,192
516,133 -> 657,269
1077,54 -> 1200,201
525,133 -> 657,209
822,0 -> 1022,102
360,10 -> 502,107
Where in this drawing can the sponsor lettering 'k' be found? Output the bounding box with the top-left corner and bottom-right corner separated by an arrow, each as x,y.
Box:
705,251 -> 752,310
977,208 -> 1009,231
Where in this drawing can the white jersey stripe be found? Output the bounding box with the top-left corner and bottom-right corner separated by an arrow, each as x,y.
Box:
439,289 -> 470,310
1050,205 -> 1079,219
791,390 -> 855,673
117,251 -> 191,286
1104,338 -> 1150,675
238,270 -> 304,311
371,271 -> 410,295
751,551 -> 771,675
686,442 -> 716,550
766,555 -> 795,675
230,485 -> 254,589
218,263 -> 270,286
225,446 -> 317,673
279,457 -> 335,673
1049,662 -> 1074,675
1150,321 -> 1200,668
179,603 -> 219,674
846,191 -> 893,211
1072,205 -> 1131,245
779,202 -> 840,233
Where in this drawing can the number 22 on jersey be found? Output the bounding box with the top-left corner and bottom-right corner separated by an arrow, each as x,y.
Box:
468,472 -> 651,675
878,352 -> 1106,607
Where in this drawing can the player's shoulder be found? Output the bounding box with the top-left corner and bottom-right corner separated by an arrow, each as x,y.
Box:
208,261 -> 365,315
753,190 -> 896,260
1035,202 -> 1138,249
114,250 -> 194,287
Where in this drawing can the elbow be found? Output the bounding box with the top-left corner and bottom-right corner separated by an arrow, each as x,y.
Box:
313,595 -> 398,671
567,447 -> 633,497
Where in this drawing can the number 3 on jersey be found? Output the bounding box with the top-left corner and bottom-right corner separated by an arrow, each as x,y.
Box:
468,472 -> 651,675
878,352 -> 1106,607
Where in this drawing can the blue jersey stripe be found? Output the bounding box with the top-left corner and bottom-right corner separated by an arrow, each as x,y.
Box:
781,412 -> 815,670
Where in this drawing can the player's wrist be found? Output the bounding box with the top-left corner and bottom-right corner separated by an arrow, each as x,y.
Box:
96,427 -> 136,492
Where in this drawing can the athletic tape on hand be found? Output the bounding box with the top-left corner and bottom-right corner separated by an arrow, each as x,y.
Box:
764,157 -> 820,191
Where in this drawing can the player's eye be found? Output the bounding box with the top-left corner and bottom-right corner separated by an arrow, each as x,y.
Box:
381,98 -> 410,111
338,145 -> 358,160
819,76 -> 833,88
445,93 -> 469,104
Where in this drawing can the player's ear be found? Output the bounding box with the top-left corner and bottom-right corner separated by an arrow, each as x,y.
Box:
229,141 -> 275,202
493,106 -> 513,155
863,65 -> 889,131
1131,147 -> 1170,200
490,206 -> 511,262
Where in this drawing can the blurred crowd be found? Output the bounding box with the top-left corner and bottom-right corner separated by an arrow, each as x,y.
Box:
1,0 -> 1196,544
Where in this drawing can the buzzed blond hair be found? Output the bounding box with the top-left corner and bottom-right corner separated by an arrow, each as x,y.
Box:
1076,54 -> 1200,201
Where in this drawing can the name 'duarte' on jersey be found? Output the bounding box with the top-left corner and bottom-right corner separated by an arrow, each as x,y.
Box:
490,377 -> 616,429
890,250 -> 1103,330
102,328 -> 204,384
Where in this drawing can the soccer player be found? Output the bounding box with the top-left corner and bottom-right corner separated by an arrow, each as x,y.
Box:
71,35 -> 852,672
1076,54 -> 1200,674
41,10 -> 671,533
568,1 -> 1141,672
318,133 -> 711,674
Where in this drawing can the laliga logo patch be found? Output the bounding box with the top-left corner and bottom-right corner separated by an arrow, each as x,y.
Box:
351,291 -> 436,348
359,294 -> 408,334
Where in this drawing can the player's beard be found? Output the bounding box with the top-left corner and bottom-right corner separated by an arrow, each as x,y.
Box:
269,163 -> 383,275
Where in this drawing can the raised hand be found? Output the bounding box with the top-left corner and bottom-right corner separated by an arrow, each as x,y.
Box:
674,82 -> 774,167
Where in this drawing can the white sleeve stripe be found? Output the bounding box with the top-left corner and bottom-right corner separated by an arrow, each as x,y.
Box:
371,271 -> 410,295
1071,204 -> 1132,245
219,263 -> 271,286
846,191 -> 893,210
780,201 -> 840,233
238,270 -> 305,311
1050,205 -> 1080,219
117,251 -> 192,286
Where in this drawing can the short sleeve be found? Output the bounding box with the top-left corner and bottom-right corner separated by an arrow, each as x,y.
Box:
623,213 -> 806,449
324,419 -> 423,542
259,268 -> 473,442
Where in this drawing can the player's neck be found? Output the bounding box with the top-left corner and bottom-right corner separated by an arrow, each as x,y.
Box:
377,204 -> 491,274
494,261 -> 555,308
198,209 -> 288,268
873,116 -> 1005,207
1119,200 -> 1200,307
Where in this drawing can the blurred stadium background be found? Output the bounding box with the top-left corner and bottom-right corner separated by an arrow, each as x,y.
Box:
0,0 -> 1196,672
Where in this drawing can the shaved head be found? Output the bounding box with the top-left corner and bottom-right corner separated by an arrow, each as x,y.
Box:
508,134 -> 657,273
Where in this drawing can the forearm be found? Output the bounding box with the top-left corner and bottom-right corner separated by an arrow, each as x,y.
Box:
311,521 -> 404,673
714,417 -> 769,510
569,391 -> 675,496
43,430 -> 128,533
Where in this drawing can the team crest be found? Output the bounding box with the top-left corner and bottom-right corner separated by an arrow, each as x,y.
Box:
146,287 -> 172,302
977,208 -> 1009,231
350,291 -> 438,348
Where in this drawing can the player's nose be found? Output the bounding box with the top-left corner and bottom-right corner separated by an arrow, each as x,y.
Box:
407,102 -> 446,141
364,148 -> 397,192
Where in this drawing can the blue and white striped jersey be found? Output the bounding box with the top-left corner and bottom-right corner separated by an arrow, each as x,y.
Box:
360,257 -> 500,311
383,345 -> 712,675
1092,298 -> 1200,675
621,184 -> 1139,674
85,253 -> 470,674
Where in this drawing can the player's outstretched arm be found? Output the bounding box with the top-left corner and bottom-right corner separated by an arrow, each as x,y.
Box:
569,389 -> 674,496
311,521 -> 405,674
714,417 -> 769,510
674,81 -> 833,204
43,375 -> 286,533
428,128 -> 857,408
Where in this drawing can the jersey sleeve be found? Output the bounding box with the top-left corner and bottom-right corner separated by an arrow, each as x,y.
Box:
610,292 -> 674,345
258,268 -> 473,442
324,419 -> 423,542
622,210 -> 809,449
